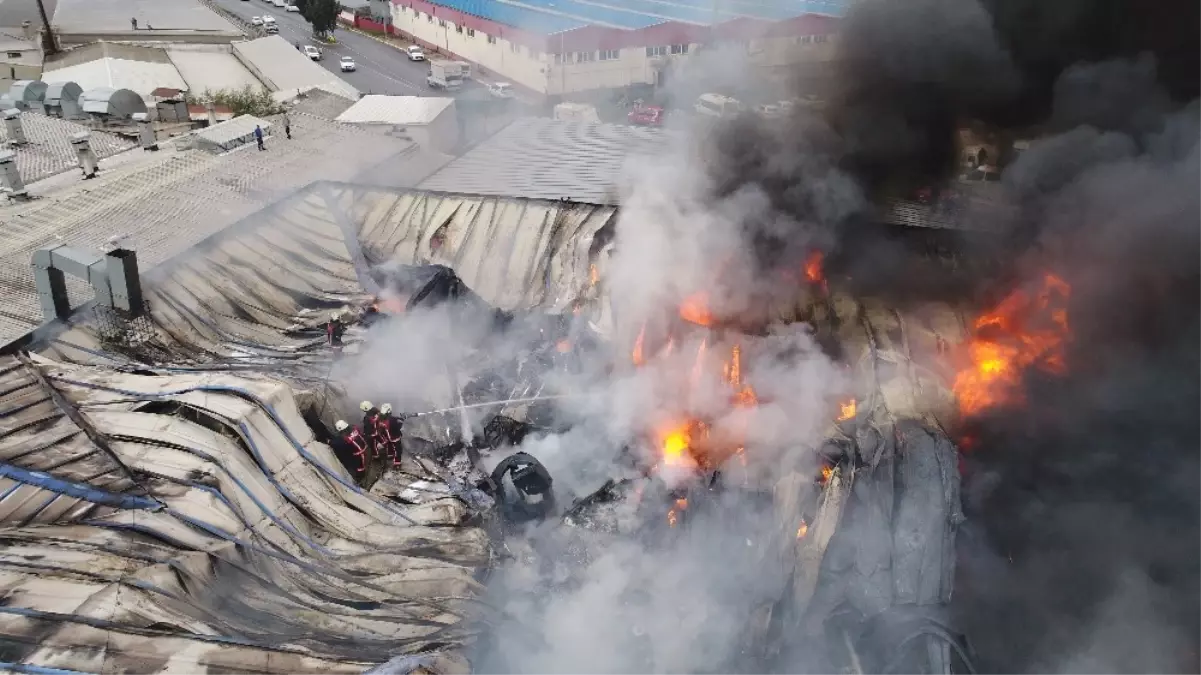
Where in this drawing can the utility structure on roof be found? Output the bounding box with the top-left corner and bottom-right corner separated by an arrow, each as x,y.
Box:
387,0 -> 846,96
32,245 -> 145,322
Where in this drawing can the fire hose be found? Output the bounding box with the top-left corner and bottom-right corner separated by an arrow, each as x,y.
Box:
406,392 -> 601,418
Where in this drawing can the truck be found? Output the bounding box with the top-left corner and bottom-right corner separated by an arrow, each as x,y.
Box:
426,60 -> 465,90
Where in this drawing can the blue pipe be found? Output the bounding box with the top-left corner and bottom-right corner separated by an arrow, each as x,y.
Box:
0,462 -> 162,511
0,662 -> 98,675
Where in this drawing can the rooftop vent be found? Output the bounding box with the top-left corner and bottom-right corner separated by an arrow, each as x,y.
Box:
3,108 -> 26,145
132,112 -> 158,151
70,131 -> 98,179
0,149 -> 27,199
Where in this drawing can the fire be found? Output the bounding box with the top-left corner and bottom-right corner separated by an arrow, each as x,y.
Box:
660,423 -> 697,468
679,292 -> 715,327
819,465 -> 833,484
667,498 -> 689,527
556,339 -> 572,353
804,251 -> 826,290
837,398 -> 857,421
589,264 -> 599,287
953,273 -> 1072,416
667,510 -> 679,527
796,519 -> 809,539
632,323 -> 646,366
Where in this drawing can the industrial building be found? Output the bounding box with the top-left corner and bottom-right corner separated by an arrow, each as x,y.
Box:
388,0 -> 846,96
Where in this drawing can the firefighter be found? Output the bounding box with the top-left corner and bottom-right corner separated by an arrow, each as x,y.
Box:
326,312 -> 346,351
332,420 -> 370,479
360,400 -> 381,457
376,403 -> 406,468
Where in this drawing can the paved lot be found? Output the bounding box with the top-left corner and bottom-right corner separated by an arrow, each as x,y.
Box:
215,0 -> 442,95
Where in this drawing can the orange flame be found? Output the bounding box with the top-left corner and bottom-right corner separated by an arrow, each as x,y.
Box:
820,465 -> 833,484
556,339 -> 572,353
804,251 -> 824,284
661,424 -> 695,468
632,323 -> 646,366
796,519 -> 809,539
668,509 -> 679,527
953,273 -> 1072,417
837,399 -> 857,421
679,293 -> 715,327
589,264 -> 599,287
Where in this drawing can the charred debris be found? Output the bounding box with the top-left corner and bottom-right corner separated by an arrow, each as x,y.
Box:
307,255 -> 975,674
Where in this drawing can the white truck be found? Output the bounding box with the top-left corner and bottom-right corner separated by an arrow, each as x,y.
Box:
426,60 -> 465,90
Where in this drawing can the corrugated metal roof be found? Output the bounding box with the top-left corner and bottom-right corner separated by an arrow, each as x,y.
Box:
422,0 -> 586,34
52,0 -> 240,33
167,48 -> 263,95
432,0 -> 846,30
41,58 -> 189,97
0,111 -> 135,184
191,114 -> 273,151
0,353 -> 486,673
336,95 -> 456,126
0,115 -> 422,348
234,36 -> 360,101
419,117 -> 668,205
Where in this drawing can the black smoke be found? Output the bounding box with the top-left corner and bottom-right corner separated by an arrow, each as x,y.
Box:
695,0 -> 1200,671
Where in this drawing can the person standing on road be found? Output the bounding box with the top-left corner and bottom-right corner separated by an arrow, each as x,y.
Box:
283,112 -> 292,140
254,125 -> 265,151
131,17 -> 138,30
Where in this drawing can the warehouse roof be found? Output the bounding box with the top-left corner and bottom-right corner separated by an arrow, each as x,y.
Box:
0,114 -> 427,350
41,56 -> 189,97
166,47 -> 264,94
0,110 -> 135,183
429,0 -> 847,32
419,117 -> 666,205
234,36 -> 360,101
52,0 -> 241,34
336,95 -> 455,126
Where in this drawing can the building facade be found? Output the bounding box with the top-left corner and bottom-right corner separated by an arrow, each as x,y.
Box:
389,0 -> 844,97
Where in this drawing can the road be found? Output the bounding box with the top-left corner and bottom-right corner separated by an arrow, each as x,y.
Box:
215,0 -> 437,96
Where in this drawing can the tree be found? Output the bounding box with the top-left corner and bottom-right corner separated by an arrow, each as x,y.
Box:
195,86 -> 281,118
301,0 -> 339,37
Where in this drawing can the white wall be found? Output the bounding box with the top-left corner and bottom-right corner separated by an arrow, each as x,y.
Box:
392,5 -> 549,93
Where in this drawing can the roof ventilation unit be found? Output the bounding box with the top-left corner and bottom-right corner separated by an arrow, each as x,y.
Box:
3,108 -> 26,145
0,149 -> 27,199
70,132 -> 98,179
8,80 -> 47,113
132,112 -> 158,151
44,81 -> 83,119
32,246 -> 145,322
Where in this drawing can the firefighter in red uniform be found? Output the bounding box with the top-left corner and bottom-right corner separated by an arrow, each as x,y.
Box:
360,400 -> 382,459
332,419 -> 370,480
376,403 -> 406,468
326,312 -> 346,352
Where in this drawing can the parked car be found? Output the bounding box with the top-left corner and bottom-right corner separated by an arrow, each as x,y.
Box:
250,15 -> 263,25
262,16 -> 278,32
406,46 -> 425,61
302,45 -> 322,60
285,3 -> 300,10
271,0 -> 286,6
340,55 -> 356,72
487,82 -> 514,98
628,101 -> 664,126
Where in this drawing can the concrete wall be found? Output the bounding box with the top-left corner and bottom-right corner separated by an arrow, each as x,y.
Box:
0,62 -> 44,91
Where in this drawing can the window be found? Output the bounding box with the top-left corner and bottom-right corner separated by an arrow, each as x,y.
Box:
554,53 -> 567,64
670,43 -> 688,54
455,24 -> 463,33
5,51 -> 20,58
599,49 -> 619,61
646,45 -> 666,57
814,34 -> 828,43
486,34 -> 496,44
467,28 -> 475,37
576,51 -> 594,63
438,19 -> 446,27
798,35 -> 811,44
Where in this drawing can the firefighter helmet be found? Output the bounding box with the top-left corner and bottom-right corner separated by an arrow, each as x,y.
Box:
334,420 -> 349,432
359,400 -> 373,412
380,403 -> 392,415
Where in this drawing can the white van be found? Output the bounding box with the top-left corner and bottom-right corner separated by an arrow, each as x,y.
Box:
262,15 -> 279,33
694,93 -> 743,119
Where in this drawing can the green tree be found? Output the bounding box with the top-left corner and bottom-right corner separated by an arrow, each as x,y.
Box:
301,0 -> 339,36
195,86 -> 281,118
